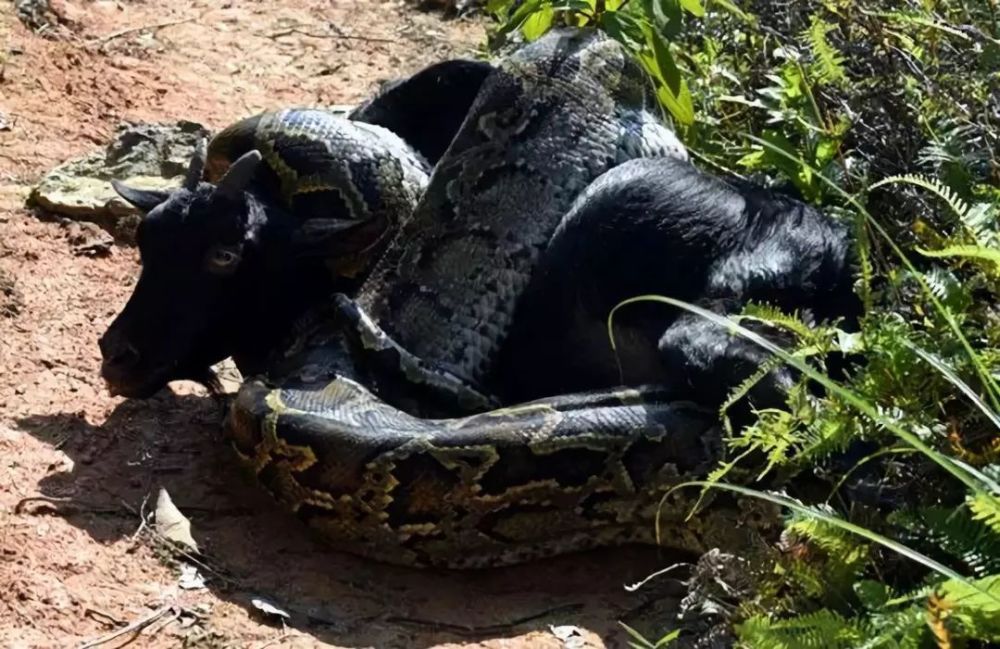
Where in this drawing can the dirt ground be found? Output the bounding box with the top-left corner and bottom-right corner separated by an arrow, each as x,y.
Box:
0,2 -> 685,648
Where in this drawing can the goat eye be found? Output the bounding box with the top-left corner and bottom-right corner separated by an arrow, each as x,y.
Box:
205,246 -> 241,273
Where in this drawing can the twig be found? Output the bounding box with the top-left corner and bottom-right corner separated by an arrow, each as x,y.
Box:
14,496 -> 129,516
144,524 -> 236,586
624,562 -> 694,592
77,605 -> 172,649
86,17 -> 195,46
256,631 -> 304,649
142,608 -> 183,639
127,493 -> 151,550
374,603 -> 584,637
83,607 -> 124,628
266,27 -> 395,43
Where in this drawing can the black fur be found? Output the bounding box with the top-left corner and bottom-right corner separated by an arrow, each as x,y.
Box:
494,156 -> 859,412
100,58 -> 494,400
99,183 -> 339,398
350,59 -> 494,165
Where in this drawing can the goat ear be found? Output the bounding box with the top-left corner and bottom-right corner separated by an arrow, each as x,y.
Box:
111,180 -> 172,213
291,216 -> 390,260
183,138 -> 208,191
216,149 -> 263,198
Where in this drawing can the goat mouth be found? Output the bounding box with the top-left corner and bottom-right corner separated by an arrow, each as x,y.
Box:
101,360 -> 176,399
103,374 -> 167,399
102,361 -> 222,400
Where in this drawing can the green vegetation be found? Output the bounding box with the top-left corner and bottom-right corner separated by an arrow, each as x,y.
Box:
487,1 -> 1000,646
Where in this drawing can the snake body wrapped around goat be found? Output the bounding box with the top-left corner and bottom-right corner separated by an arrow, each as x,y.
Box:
220,29 -> 782,568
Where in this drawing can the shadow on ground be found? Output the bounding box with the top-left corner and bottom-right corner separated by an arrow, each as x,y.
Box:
18,389 -> 691,647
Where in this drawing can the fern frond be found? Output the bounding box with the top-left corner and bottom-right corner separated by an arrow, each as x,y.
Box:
967,492 -> 1000,537
890,507 -> 1000,577
736,609 -> 866,649
917,245 -> 1000,270
937,574 -> 1000,641
803,15 -> 847,87
959,203 -> 1000,248
738,302 -> 818,341
720,354 -> 786,434
869,174 -> 972,224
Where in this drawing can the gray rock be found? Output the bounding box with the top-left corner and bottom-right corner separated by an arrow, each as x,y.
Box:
14,0 -> 72,38
1,269 -> 22,319
30,108 -> 355,244
29,120 -> 210,242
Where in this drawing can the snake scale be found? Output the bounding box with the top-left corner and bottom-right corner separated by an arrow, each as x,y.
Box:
217,29 -> 782,568
204,107 -> 431,282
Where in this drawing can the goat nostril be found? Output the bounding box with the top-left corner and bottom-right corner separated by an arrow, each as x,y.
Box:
104,341 -> 141,367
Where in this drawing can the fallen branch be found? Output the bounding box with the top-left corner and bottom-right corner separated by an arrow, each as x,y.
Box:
86,17 -> 195,47
14,496 -> 131,516
624,561 -> 694,592
266,27 -> 396,43
77,605 -> 172,649
369,603 -> 584,637
256,632 -> 304,649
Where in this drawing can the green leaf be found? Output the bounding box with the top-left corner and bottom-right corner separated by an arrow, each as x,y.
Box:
659,478 -> 1000,607
619,622 -> 656,649
520,4 -> 555,41
855,579 -> 891,610
485,0 -> 516,16
815,136 -> 840,168
969,492 -> 1000,536
869,173 -> 972,223
601,9 -> 645,50
644,28 -> 694,124
494,0 -> 544,37
678,0 -> 704,17
656,0 -> 683,39
609,293 -> 1000,499
706,0 -> 755,24
938,574 -> 1000,639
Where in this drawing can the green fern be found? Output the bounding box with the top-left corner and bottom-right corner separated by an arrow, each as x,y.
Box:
937,574 -> 1000,641
890,506 -> 1000,577
870,174 -> 972,227
736,609 -> 866,649
803,15 -> 847,87
738,303 -> 821,341
968,492 -> 1000,537
493,4 -> 1000,647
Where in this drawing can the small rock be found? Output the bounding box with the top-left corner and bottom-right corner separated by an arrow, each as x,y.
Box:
64,221 -> 115,257
550,625 -> 588,649
29,120 -> 210,241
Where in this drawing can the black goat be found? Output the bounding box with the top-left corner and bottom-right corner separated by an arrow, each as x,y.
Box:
100,148 -> 347,397
99,61 -> 493,399
494,155 -> 859,413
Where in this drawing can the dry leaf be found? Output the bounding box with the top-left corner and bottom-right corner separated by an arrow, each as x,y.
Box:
154,488 -> 199,553
250,597 -> 291,622
178,563 -> 206,590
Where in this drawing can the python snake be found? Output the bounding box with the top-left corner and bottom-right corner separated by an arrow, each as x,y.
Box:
205,107 -> 431,280
216,29 -> 782,568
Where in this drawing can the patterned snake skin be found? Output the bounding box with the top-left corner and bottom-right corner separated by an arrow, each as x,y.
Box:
221,29 -> 781,568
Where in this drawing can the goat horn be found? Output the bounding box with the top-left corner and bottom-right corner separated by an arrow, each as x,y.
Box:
216,149 -> 263,198
183,138 -> 208,191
